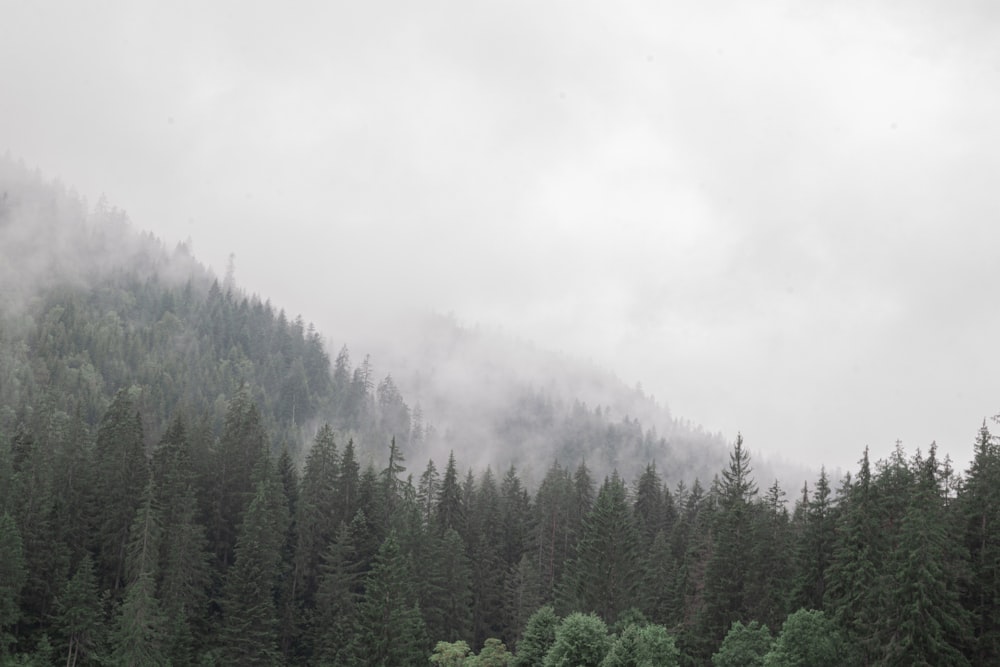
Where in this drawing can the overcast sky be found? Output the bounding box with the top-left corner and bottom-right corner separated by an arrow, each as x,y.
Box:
3,0 -> 999,472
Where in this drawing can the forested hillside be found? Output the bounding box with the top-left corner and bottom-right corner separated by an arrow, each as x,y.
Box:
2,159 -> 999,665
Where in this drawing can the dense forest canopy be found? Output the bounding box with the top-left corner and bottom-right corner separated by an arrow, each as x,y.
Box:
2,159 -> 998,665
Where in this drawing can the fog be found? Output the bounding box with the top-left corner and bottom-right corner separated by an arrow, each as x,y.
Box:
3,1 -> 999,473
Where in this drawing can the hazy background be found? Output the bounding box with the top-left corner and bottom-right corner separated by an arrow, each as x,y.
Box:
2,0 -> 998,472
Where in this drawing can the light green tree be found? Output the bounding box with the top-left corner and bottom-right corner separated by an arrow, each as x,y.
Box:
543,612 -> 610,667
712,620 -> 773,667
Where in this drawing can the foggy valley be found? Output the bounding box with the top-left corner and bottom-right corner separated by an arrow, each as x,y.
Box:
3,1 -> 1000,664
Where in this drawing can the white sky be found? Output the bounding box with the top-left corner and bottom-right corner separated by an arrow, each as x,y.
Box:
2,0 -> 999,472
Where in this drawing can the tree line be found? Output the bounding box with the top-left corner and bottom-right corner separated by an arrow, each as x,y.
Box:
2,383 -> 998,665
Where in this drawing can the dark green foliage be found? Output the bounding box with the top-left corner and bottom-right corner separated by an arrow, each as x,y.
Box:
701,434 -> 758,653
957,422 -> 1000,665
208,388 -> 269,572
312,521 -> 362,665
345,531 -> 428,666
789,468 -> 835,611
712,620 -> 773,667
543,612 -> 610,667
0,512 -> 26,656
109,479 -> 167,666
560,473 -> 642,623
292,424 -> 340,612
219,459 -> 289,666
56,553 -> 105,667
601,622 -> 680,667
474,637 -> 514,666
514,606 -> 559,667
92,389 -> 149,596
762,609 -> 846,667
879,446 -> 972,666
824,447 -> 883,663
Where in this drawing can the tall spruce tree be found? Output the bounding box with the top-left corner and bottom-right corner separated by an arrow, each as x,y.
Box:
789,468 -> 835,611
93,389 -> 149,595
957,422 -> 1000,665
109,480 -> 168,667
0,512 -> 26,657
880,445 -> 972,665
219,457 -> 289,666
345,531 -> 428,665
824,447 -> 883,664
701,434 -> 758,652
560,472 -> 641,623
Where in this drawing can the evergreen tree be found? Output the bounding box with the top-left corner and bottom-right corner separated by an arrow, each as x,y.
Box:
712,620 -> 773,667
504,555 -> 544,654
207,388 -> 269,571
418,459 -> 441,527
0,512 -> 26,657
701,434 -> 758,652
337,439 -> 361,527
219,458 -> 289,666
293,424 -> 340,612
633,463 -> 666,549
533,462 -> 574,602
745,481 -> 791,630
470,467 -> 505,647
762,609 -> 847,667
543,612 -> 610,667
514,606 -> 559,667
438,452 -> 465,536
957,422 -> 1000,665
561,473 -> 642,623
56,553 -> 105,667
789,468 -> 835,611
601,622 -> 681,667
151,416 -> 211,665
824,447 -> 883,664
312,521 -> 362,666
92,389 -> 149,595
345,531 -> 428,666
109,479 -> 167,666
880,445 -> 972,665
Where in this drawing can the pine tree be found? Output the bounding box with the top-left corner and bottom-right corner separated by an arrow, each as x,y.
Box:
56,553 -> 105,667
92,389 -> 149,595
880,445 -> 972,665
109,479 -> 168,667
560,472 -> 642,623
957,422 -> 1000,665
208,388 -> 269,571
745,480 -> 792,630
312,521 -> 362,665
151,415 -> 210,664
0,512 -> 26,657
634,463 -> 666,549
789,468 -> 835,611
824,447 -> 883,664
219,458 -> 289,666
470,467 -> 505,647
542,612 -> 609,667
345,531 -> 428,665
437,452 -> 465,536
513,605 -> 559,667
701,434 -> 758,651
292,425 -> 340,612
533,462 -> 574,603
504,554 -> 544,653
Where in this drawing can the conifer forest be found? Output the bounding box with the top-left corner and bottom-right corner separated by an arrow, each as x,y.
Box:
2,160 -> 1000,667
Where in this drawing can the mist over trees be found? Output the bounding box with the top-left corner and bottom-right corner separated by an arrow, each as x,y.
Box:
3,160 -> 999,664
